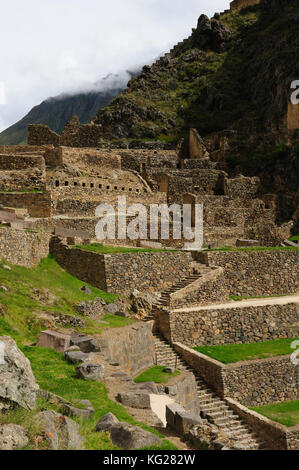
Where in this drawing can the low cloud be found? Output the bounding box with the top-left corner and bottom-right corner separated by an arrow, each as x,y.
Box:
0,0 -> 228,131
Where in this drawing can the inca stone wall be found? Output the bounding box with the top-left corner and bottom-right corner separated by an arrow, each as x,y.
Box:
28,116 -> 102,148
104,251 -> 193,294
98,322 -> 155,376
0,227 -> 50,267
174,343 -> 299,407
0,154 -> 46,191
158,302 -> 299,346
223,355 -> 299,406
50,237 -> 194,294
0,192 -> 52,217
164,372 -> 200,414
226,398 -> 299,450
50,237 -> 107,290
198,249 -> 299,296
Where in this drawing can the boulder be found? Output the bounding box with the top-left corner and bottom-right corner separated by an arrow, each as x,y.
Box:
81,285 -> 92,294
109,422 -> 162,450
76,362 -> 105,381
35,410 -> 84,450
117,391 -> 151,409
96,413 -> 119,432
0,336 -> 38,410
70,334 -> 101,353
61,404 -> 93,420
64,350 -> 89,364
37,330 -> 71,352
163,367 -> 175,374
0,424 -> 29,450
135,382 -> 158,394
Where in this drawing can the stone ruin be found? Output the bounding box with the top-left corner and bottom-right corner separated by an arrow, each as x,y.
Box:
28,115 -> 102,148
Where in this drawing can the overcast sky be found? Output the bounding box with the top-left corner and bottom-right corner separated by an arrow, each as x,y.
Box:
0,0 -> 228,131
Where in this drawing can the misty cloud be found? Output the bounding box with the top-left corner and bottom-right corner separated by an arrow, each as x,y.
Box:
0,0 -> 229,131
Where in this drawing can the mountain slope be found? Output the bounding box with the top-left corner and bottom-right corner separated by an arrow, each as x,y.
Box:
93,0 -> 299,143
0,70 -> 133,146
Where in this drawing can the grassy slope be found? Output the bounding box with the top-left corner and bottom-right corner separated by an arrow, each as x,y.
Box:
194,338 -> 299,364
0,347 -> 176,450
0,257 -> 176,450
250,401 -> 299,427
134,366 -> 180,384
0,256 -> 132,345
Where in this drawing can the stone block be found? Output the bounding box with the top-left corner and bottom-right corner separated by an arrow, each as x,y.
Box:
37,330 -> 71,352
117,391 -> 152,409
236,238 -> 260,247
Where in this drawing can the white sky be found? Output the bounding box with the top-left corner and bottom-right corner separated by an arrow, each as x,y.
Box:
0,0 -> 228,131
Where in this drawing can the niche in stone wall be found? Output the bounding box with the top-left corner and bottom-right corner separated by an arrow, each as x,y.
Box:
159,174 -> 169,194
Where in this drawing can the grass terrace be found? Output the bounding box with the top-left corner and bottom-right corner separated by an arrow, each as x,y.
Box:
250,401 -> 299,427
194,338 -> 299,364
204,245 -> 299,252
134,366 -> 180,384
74,243 -> 174,254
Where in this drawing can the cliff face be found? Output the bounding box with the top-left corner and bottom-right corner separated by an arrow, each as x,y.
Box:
94,0 -> 299,143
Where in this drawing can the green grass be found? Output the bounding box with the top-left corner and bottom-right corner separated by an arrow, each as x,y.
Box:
194,338 -> 299,364
75,243 -> 172,254
134,366 -> 180,384
205,246 -> 299,252
289,236 -> 299,242
0,346 -> 176,450
0,256 -> 133,345
250,401 -> 299,427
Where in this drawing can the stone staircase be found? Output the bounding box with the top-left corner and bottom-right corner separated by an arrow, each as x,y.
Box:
143,263 -> 212,321
153,333 -> 266,450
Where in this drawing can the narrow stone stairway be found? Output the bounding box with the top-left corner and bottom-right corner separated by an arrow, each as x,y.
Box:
144,263 -> 211,321
153,333 -> 266,450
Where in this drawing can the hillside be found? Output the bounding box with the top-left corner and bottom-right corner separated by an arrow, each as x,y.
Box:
93,0 -> 299,144
0,78 -> 125,145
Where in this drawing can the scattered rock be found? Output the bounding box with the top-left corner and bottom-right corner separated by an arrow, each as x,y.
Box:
117,391 -> 151,409
81,285 -> 92,295
38,389 -> 72,407
1,265 -> 11,271
35,410 -> 84,450
76,362 -> 105,382
70,334 -> 101,353
134,382 -> 158,394
0,336 -> 38,410
109,422 -> 162,450
76,298 -> 106,318
30,288 -> 59,305
0,285 -> 8,292
0,424 -> 29,450
96,413 -> 119,432
163,367 -> 175,374
37,330 -> 71,352
64,350 -> 89,365
61,404 -> 93,420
